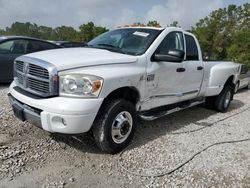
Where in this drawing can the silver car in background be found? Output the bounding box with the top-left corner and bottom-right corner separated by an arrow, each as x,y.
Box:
235,64 -> 250,93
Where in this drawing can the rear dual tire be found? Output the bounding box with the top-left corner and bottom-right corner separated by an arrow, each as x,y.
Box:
205,85 -> 233,113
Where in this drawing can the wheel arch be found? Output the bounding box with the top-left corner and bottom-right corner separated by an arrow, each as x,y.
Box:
96,87 -> 140,118
222,75 -> 236,99
224,75 -> 236,88
102,86 -> 140,105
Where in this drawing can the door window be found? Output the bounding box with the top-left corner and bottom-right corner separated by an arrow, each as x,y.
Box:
0,41 -> 13,53
0,40 -> 27,54
241,65 -> 248,74
185,34 -> 199,61
156,32 -> 184,55
26,41 -> 58,53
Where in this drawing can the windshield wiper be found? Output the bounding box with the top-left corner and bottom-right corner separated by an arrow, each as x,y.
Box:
85,44 -> 94,48
97,43 -> 117,48
95,43 -> 127,54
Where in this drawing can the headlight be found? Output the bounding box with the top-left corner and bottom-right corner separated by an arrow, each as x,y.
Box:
60,74 -> 103,98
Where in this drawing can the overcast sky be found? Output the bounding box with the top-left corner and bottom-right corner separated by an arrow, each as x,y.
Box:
0,0 -> 249,30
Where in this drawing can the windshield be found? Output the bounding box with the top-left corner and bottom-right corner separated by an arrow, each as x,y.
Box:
88,28 -> 162,55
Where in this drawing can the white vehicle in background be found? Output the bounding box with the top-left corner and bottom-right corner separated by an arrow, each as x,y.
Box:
234,64 -> 250,93
8,27 -> 239,153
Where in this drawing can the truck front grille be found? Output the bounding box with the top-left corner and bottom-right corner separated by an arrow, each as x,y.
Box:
14,57 -> 58,98
16,71 -> 24,85
28,64 -> 49,79
16,61 -> 24,72
27,78 -> 50,93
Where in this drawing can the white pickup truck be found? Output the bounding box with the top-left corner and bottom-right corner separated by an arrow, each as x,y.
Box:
9,27 -> 239,153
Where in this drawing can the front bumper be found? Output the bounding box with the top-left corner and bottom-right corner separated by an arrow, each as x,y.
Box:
9,82 -> 104,134
9,93 -> 42,128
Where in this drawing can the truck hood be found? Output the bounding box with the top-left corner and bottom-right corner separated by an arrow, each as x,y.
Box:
23,48 -> 138,71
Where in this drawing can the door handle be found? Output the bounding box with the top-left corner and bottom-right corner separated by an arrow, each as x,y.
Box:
197,66 -> 204,70
176,68 -> 186,72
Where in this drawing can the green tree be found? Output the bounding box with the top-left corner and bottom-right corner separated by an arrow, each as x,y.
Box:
38,26 -> 53,40
169,21 -> 179,27
52,26 -> 77,41
228,28 -> 250,67
192,3 -> 250,66
78,22 -> 108,42
0,29 -> 4,35
147,21 -> 161,27
0,21 -> 108,42
5,22 -> 40,38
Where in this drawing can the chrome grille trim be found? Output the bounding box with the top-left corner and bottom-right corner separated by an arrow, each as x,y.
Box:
16,61 -> 24,72
14,56 -> 58,97
28,64 -> 49,79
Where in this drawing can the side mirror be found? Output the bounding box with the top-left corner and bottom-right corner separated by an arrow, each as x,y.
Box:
154,49 -> 185,63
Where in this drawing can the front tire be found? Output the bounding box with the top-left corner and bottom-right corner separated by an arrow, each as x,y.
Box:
92,99 -> 137,154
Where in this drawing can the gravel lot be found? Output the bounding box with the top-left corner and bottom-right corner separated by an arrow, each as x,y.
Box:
0,84 -> 250,188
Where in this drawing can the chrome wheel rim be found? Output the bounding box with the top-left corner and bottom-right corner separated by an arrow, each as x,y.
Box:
111,111 -> 133,144
224,91 -> 231,109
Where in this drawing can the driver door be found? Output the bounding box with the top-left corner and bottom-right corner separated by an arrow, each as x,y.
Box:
141,31 -> 186,110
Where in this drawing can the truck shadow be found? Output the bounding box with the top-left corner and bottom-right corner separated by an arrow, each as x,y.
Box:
0,83 -> 10,88
235,88 -> 249,94
50,99 -> 245,154
50,132 -> 102,154
131,99 -> 244,148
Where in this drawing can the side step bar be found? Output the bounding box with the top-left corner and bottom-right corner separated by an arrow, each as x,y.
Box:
139,100 -> 205,121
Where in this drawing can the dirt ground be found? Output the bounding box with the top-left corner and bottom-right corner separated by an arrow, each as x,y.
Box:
0,84 -> 250,188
